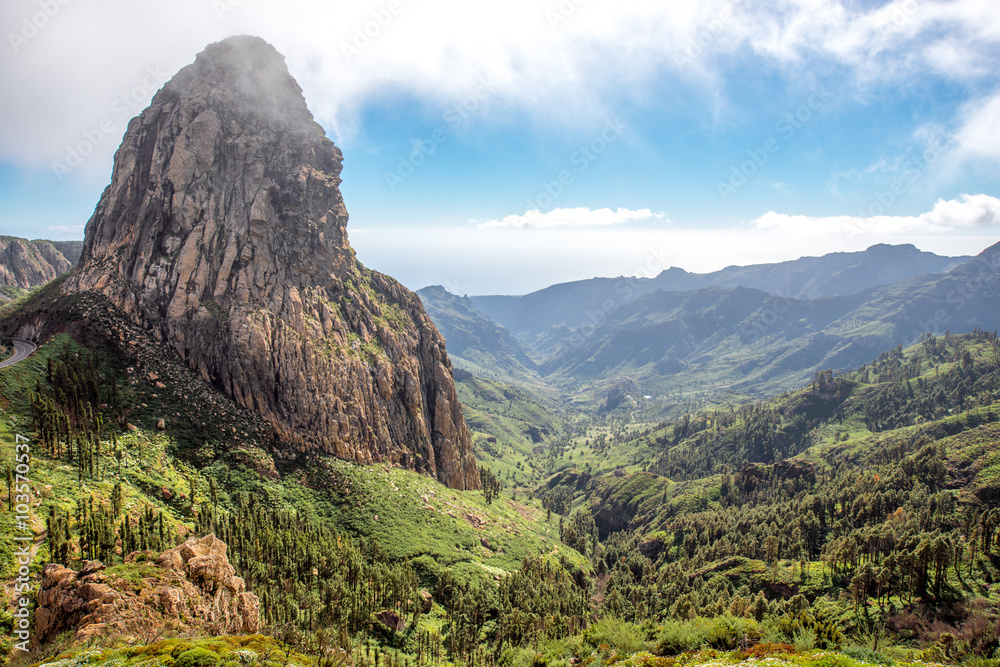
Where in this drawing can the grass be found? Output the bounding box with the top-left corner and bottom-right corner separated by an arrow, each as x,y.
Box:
22,634 -> 314,667
457,373 -> 568,485
281,456 -> 589,582
0,321 -> 591,599
102,561 -> 168,593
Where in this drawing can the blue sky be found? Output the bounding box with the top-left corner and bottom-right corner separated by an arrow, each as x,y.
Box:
1,0 -> 999,294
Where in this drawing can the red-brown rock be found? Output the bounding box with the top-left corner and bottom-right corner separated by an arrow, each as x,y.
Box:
61,36 -> 477,490
34,534 -> 259,645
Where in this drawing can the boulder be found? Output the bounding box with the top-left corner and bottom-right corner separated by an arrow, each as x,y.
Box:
35,534 -> 259,646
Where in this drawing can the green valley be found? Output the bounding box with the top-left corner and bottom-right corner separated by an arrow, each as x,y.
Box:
3,276 -> 1000,667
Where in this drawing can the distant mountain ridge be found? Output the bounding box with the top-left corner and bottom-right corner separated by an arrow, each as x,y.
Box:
0,236 -> 73,299
417,285 -> 539,383
41,239 -> 84,266
471,243 -> 967,338
422,242 -> 998,411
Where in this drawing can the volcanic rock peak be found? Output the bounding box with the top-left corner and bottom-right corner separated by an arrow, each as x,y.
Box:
63,35 -> 479,490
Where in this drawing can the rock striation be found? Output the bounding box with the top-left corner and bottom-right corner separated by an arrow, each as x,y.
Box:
61,35 -> 478,489
35,534 -> 259,644
44,239 -> 85,266
0,236 -> 72,292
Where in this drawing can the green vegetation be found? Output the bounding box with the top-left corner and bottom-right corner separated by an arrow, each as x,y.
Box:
458,372 -> 571,485
2,284 -> 1000,666
26,634 -> 315,667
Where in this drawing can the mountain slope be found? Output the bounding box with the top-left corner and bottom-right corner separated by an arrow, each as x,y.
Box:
0,236 -> 72,300
26,36 -> 476,489
40,239 -> 84,266
555,330 -> 1000,532
472,243 -> 965,341
453,244 -> 999,411
417,285 -> 541,383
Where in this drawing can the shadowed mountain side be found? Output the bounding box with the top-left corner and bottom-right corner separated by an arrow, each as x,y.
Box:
417,285 -> 541,384
471,243 -> 966,340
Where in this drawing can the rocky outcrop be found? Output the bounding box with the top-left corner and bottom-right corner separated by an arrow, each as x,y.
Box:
35,534 -> 259,644
61,35 -> 478,489
44,239 -> 84,266
0,236 -> 72,291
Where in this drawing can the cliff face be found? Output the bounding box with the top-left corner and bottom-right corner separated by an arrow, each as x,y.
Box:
0,236 -> 72,290
62,35 -> 478,490
44,239 -> 84,266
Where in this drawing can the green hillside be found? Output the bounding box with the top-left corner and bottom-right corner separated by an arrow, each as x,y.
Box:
0,291 -> 588,666
433,243 -> 1000,420
3,285 -> 1000,666
527,331 -> 1000,663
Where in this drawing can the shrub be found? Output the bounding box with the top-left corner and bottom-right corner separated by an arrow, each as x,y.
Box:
793,627 -> 817,652
777,611 -> 843,649
175,647 -> 222,667
583,617 -> 647,656
703,616 -> 760,650
656,619 -> 708,655
841,646 -> 892,666
656,616 -> 760,655
411,554 -> 444,587
744,643 -> 795,658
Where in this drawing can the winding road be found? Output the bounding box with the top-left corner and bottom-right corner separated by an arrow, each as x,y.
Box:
0,337 -> 36,368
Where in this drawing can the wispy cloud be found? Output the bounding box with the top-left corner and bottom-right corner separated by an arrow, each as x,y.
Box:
949,91 -> 1000,168
477,207 -> 665,230
42,225 -> 86,236
753,194 -> 1000,235
2,0 -> 998,169
354,214 -> 999,294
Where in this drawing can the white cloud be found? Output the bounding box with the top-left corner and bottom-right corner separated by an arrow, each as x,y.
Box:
753,194 -> 1000,236
744,0 -> 1000,84
949,91 -> 1000,167
1,0 -> 998,175
42,224 -> 85,236
352,217 -> 999,294
477,207 -> 665,230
